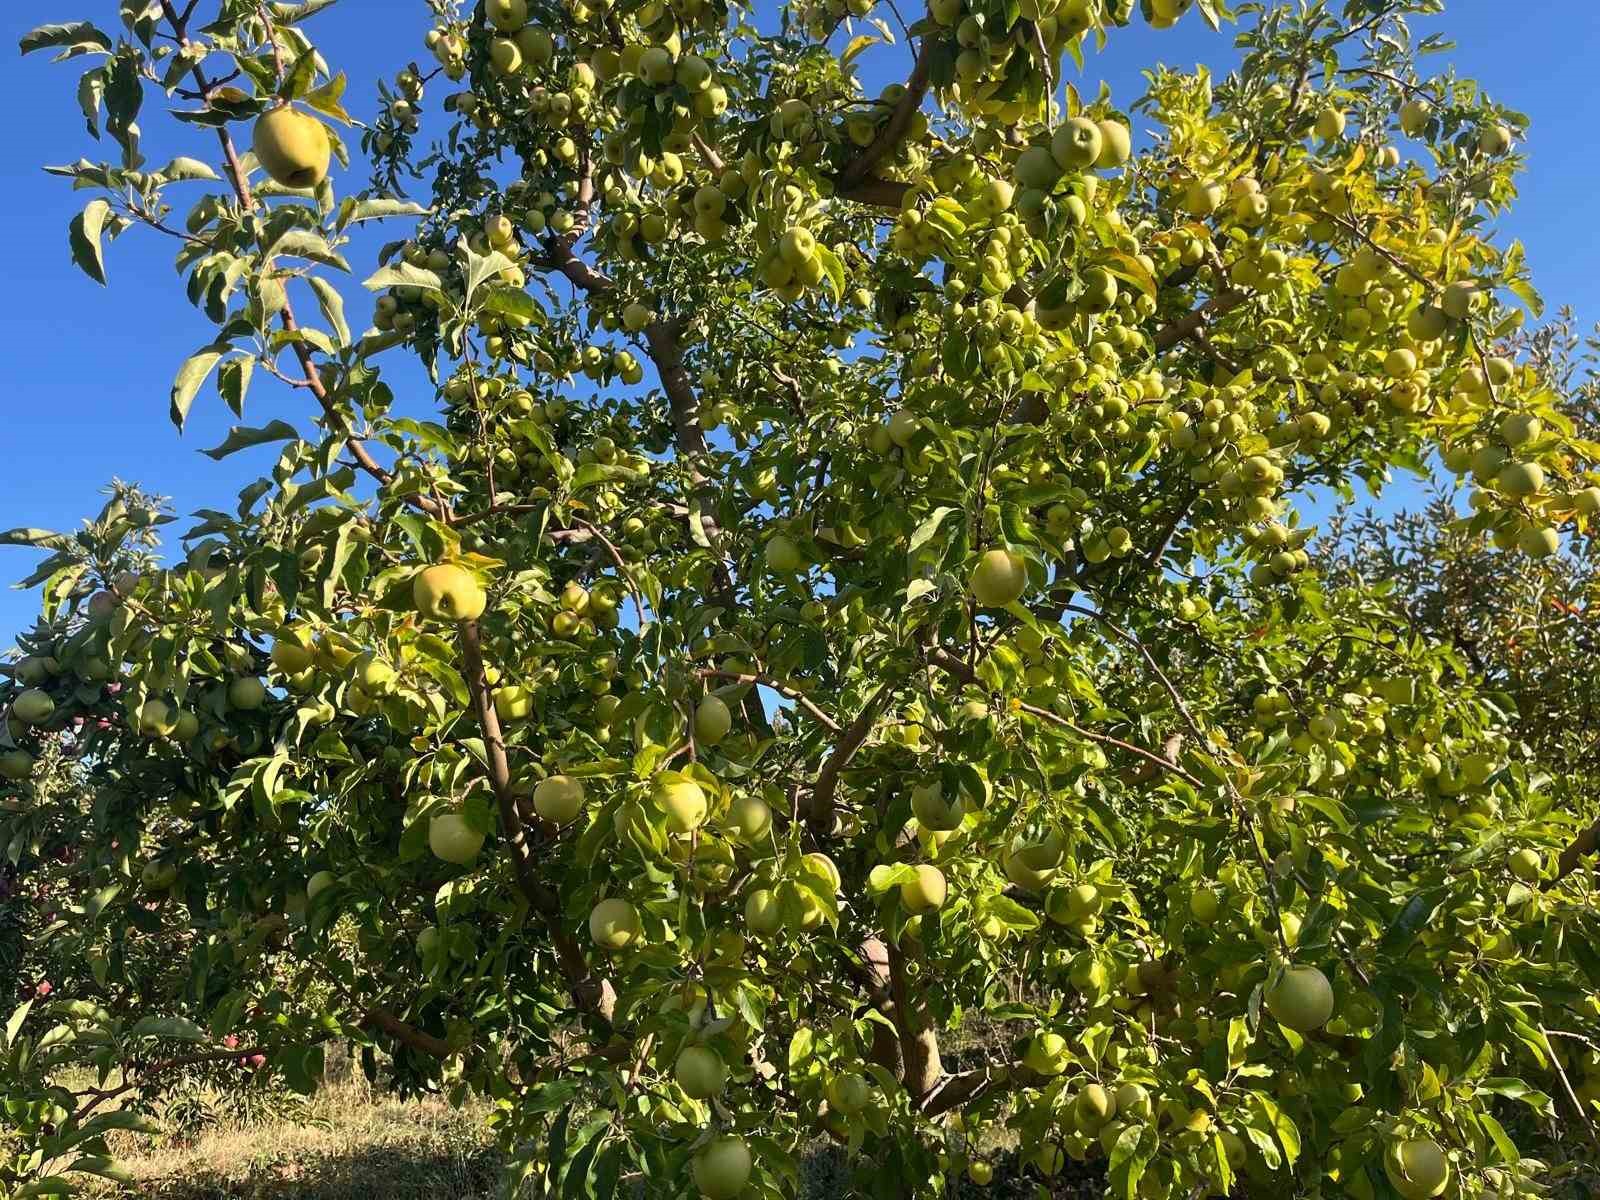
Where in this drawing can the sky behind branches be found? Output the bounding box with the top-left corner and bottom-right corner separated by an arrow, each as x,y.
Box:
1,2 -> 1597,643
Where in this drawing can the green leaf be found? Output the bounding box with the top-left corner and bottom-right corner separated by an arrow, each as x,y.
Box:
158,156 -> 221,182
129,1015 -> 206,1041
203,420 -> 301,461
5,999 -> 33,1049
363,262 -> 443,293
69,199 -> 113,286
303,71 -> 352,124
268,230 -> 351,272
308,275 -> 350,346
218,356 -> 254,418
908,506 -> 956,557
170,345 -> 228,429
337,197 -> 428,228
20,22 -> 112,56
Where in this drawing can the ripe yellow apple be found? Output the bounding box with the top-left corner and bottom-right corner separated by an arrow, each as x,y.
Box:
429,813 -> 485,864
1399,99 -> 1431,136
1095,119 -> 1131,168
691,1135 -> 752,1200
654,774 -> 709,833
970,548 -> 1026,608
137,698 -> 173,736
533,775 -> 586,825
228,676 -> 267,710
1479,123 -> 1512,156
486,0 -> 528,30
1384,1138 -> 1450,1199
1496,461 -> 1544,497
900,864 -> 947,914
1189,886 -> 1221,924
1315,107 -> 1346,141
271,640 -> 314,674
826,1071 -> 871,1114
252,106 -> 332,190
1022,1031 -> 1069,1075
694,695 -> 733,745
1114,1082 -> 1152,1122
1264,964 -> 1334,1031
967,1160 -> 994,1185
413,564 -> 487,622
1050,117 -> 1103,170
589,897 -> 641,949
674,1045 -> 727,1098
802,852 -> 841,893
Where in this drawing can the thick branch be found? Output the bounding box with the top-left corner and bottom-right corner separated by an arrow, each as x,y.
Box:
835,29 -> 935,196
697,669 -> 841,734
887,937 -> 942,1100
809,681 -> 894,835
1547,815 -> 1600,889
460,619 -> 615,1024
363,1007 -> 451,1058
1154,289 -> 1248,353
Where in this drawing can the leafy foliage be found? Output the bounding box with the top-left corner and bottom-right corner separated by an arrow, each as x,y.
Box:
4,1 -> 1600,1198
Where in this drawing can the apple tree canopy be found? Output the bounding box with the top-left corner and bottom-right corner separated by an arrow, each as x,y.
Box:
4,0 -> 1600,1197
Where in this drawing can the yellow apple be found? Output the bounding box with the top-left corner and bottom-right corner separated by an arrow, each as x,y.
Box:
1384,1138 -> 1450,1200
970,549 -> 1026,608
533,775 -> 586,824
253,106 -> 332,190
413,564 -> 487,622
654,774 -> 709,833
429,813 -> 485,864
589,897 -> 641,948
900,865 -> 947,913
1264,964 -> 1334,1031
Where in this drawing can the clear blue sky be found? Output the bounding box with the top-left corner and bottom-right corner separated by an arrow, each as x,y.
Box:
2,3 -> 1597,645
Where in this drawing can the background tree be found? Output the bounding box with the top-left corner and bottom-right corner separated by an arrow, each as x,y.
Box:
4,1 -> 1600,1198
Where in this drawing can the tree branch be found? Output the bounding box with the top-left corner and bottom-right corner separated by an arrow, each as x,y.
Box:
809,680 -> 894,835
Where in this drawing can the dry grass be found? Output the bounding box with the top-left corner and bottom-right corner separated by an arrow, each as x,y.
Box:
79,1074 -> 502,1200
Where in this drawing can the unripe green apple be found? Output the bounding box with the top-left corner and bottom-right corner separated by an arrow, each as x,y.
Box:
765,534 -> 805,574
674,1045 -> 727,1098
138,698 -> 173,736
1075,1083 -> 1116,1130
1188,886 -> 1221,924
228,676 -> 267,710
910,780 -> 966,832
11,689 -> 54,725
1496,461 -> 1544,497
694,695 -> 733,745
745,887 -> 783,935
691,1135 -> 752,1200
1478,123 -> 1512,156
429,813 -> 485,864
1015,145 -> 1063,190
589,897 -> 641,948
533,775 -> 586,825
1022,1031 -> 1069,1075
1399,99 -> 1432,136
723,794 -> 772,845
0,749 -> 33,780
1508,848 -> 1541,882
307,870 -> 337,902
272,640 -> 314,674
970,548 -> 1026,608
413,564 -> 487,621
1114,1082 -> 1152,1122
826,1071 -> 871,1115
253,106 -> 332,190
141,860 -> 178,891
1264,964 -> 1334,1031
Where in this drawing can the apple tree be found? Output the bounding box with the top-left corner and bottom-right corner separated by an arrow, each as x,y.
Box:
4,0 -> 1600,1197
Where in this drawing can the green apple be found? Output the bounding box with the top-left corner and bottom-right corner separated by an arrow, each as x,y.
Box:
1315,107 -> 1346,141
1022,1031 -> 1069,1076
744,887 -> 783,935
1508,848 -> 1542,882
1478,123 -> 1512,156
429,813 -> 485,864
533,774 -> 586,824
1095,119 -> 1132,168
307,870 -> 337,902
694,695 -> 733,745
1264,964 -> 1334,1031
253,106 -> 332,190
723,794 -> 772,845
764,534 -> 805,574
654,774 -> 709,833
1496,461 -> 1544,497
0,749 -> 34,780
970,548 -> 1026,608
486,0 -> 528,31
138,698 -> 173,736
141,861 -> 178,891
1051,117 -> 1103,170
271,640 -> 314,674
1015,145 -> 1062,190
12,689 -> 55,726
675,1045 -> 727,1098
589,897 -> 641,948
1188,886 -> 1221,924
1075,1083 -> 1116,1130
1384,1138 -> 1450,1200
826,1071 -> 871,1114
1399,99 -> 1431,136
691,1135 -> 752,1200
228,677 -> 267,710
911,780 -> 966,832
1114,1082 -> 1152,1122
413,564 -> 487,621
900,864 -> 947,913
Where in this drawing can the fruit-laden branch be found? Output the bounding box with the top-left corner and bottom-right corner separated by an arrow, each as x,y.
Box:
1547,814 -> 1600,890
808,680 -> 895,835
155,0 -> 449,523
459,619 -> 617,1025
362,1006 -> 452,1058
696,669 -> 842,734
927,649 -> 1203,788
887,936 -> 943,1100
834,23 -> 935,198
